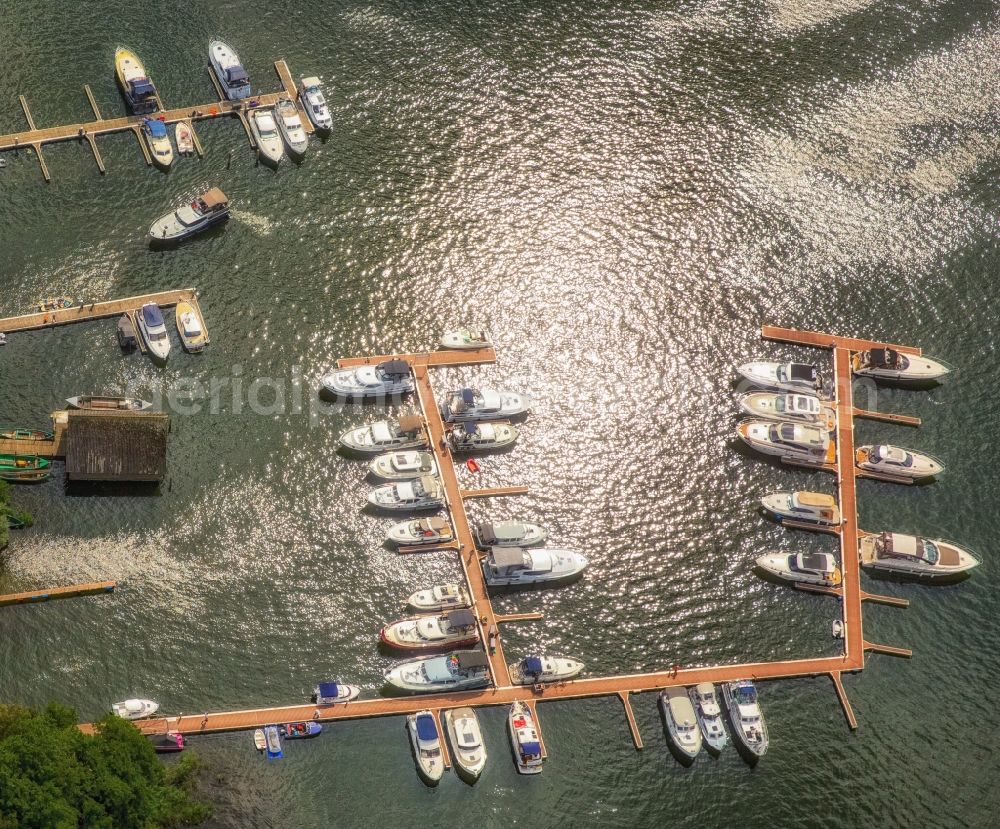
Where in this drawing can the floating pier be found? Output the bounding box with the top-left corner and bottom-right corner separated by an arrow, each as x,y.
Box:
0,581 -> 115,608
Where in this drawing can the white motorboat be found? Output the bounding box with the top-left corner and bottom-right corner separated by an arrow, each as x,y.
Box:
508,701 -> 544,774
736,420 -> 831,464
509,655 -> 583,685
482,547 -> 588,587
381,609 -> 479,652
473,520 -> 547,549
852,348 -> 951,382
384,650 -> 491,693
737,361 -> 820,393
444,707 -> 487,781
722,681 -> 768,759
112,698 -> 159,720
689,683 -> 728,753
322,359 -> 414,399
339,416 -> 426,453
174,121 -> 194,154
855,444 -> 944,480
115,47 -> 158,115
370,450 -> 437,481
209,39 -> 251,100
299,76 -> 332,131
407,710 -> 445,785
367,475 -> 443,511
275,99 -> 308,156
250,109 -> 284,166
149,187 -> 230,243
312,681 -> 361,704
440,328 -> 492,350
141,118 -> 173,170
760,491 -> 841,526
388,516 -> 454,546
448,421 -> 519,452
253,728 -> 267,752
441,387 -> 531,422
660,687 -> 702,762
755,551 -> 842,587
407,583 -> 471,612
175,301 -> 207,353
136,302 -> 171,363
858,532 -> 979,578
737,391 -> 826,424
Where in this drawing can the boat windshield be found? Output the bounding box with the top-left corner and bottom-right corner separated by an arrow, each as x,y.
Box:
922,540 -> 939,564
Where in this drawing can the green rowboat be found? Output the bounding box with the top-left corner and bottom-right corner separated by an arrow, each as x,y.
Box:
0,427 -> 55,441
0,454 -> 51,483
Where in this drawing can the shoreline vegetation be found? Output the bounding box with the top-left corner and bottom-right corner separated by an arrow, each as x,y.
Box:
0,479 -> 34,551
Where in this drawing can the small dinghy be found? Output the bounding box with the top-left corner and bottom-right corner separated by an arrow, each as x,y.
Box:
369,450 -> 437,481
152,732 -> 185,753
174,121 -> 195,154
66,395 -> 152,411
253,729 -> 267,752
440,328 -> 492,350
281,722 -> 322,739
264,725 -> 283,759
832,620 -> 844,639
312,681 -> 362,704
508,701 -> 543,774
508,655 -> 584,685
112,698 -> 159,720
445,707 -> 487,782
387,516 -> 454,546
407,583 -> 472,612
117,314 -> 138,351
407,711 -> 445,785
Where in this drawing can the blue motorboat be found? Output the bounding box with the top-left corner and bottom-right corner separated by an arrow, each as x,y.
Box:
281,721 -> 322,739
264,725 -> 283,759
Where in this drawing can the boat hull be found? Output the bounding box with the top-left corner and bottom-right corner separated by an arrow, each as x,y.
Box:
445,708 -> 487,781
210,40 -> 251,101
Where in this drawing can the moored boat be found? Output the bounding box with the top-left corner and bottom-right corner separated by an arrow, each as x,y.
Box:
174,121 -> 194,154
298,77 -> 332,131
339,417 -> 426,453
508,655 -> 584,685
149,187 -> 230,243
448,421 -> 519,452
441,387 -> 531,422
660,687 -> 702,763
380,609 -> 479,652
111,698 -> 159,720
737,361 -> 820,393
136,302 -> 171,363
276,98 -> 308,156
482,546 -> 588,587
440,328 -> 492,350
281,722 -> 322,739
115,47 -> 158,114
407,583 -> 471,612
858,532 -> 979,578
737,391 -> 827,424
508,701 -> 543,774
407,710 -> 445,785
369,450 -> 437,481
0,427 -> 54,441
722,681 -> 768,759
66,395 -> 152,411
253,729 -> 267,752
117,314 -> 138,351
312,681 -> 361,704
175,301 -> 207,353
0,454 -> 51,483
760,491 -> 841,526
367,475 -> 443,511
755,551 -> 842,587
210,39 -> 251,100
855,444 -> 943,480
322,360 -> 414,399
383,650 -> 490,693
264,725 -> 283,759
152,732 -> 185,753
387,516 -> 454,546
689,683 -> 728,753
852,348 -> 951,383
142,118 -> 173,170
736,419 -> 831,464
473,519 -> 547,549
444,707 -> 487,781
250,109 -> 284,166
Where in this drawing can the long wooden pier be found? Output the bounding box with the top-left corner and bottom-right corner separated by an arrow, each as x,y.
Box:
0,581 -> 115,608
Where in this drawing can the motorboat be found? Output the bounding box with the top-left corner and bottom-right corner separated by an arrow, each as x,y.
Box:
383,650 -> 491,693
312,681 -> 361,704
660,687 -> 702,762
264,725 -> 283,759
508,701 -> 543,774
253,729 -> 267,752
482,547 -> 588,587
755,551 -> 842,587
441,388 -> 531,422
688,683 -> 728,753
858,532 -> 979,578
299,76 -> 333,131
737,391 -> 826,424
136,302 -> 171,363
855,444 -> 943,480
0,455 -> 50,483
440,329 -> 492,350
174,121 -> 194,154
175,301 -> 207,353
722,681 -> 768,759
111,698 -> 159,720
322,360 -> 414,400
473,519 -> 547,549
117,314 -> 138,351
369,450 -> 437,481
367,475 -> 443,511
380,609 -> 480,652
387,516 -> 454,546
66,395 -> 152,411
149,187 -> 230,243
0,427 -> 54,441
760,491 -> 841,526
250,109 -> 284,166
281,722 -> 322,739
736,420 -> 831,463
508,655 -> 584,685
407,711 -> 445,785
276,99 -> 308,156
210,39 -> 251,100
852,348 -> 951,382
115,47 -> 158,114
448,421 -> 519,452
444,707 -> 487,781
141,118 -> 173,170
737,361 -> 820,393
152,732 -> 185,753
407,583 -> 471,612
339,416 -> 426,453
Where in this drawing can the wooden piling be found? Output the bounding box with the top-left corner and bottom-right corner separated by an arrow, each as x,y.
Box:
85,134 -> 106,174
83,85 -> 102,120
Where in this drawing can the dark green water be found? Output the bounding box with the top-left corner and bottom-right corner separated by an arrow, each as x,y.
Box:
1,1 -> 998,826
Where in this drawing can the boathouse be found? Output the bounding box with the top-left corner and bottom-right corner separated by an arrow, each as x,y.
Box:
64,410 -> 169,482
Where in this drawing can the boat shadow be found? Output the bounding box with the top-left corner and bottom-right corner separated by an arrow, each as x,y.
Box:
862,569 -> 973,588
64,480 -> 161,498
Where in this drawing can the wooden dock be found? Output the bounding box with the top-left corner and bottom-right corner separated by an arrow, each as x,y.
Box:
0,581 -> 115,608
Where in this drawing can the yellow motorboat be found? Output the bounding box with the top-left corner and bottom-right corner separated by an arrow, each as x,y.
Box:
115,47 -> 159,115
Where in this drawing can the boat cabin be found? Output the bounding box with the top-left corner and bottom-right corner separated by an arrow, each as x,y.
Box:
866,348 -> 907,369
443,609 -> 477,632
117,315 -> 137,351
792,552 -> 839,578
453,651 -> 490,674
195,188 -> 229,215
868,445 -> 912,467
476,520 -> 523,546
485,546 -> 531,577
225,65 -> 250,90
778,363 -> 818,387
772,422 -> 828,451
776,394 -> 820,416
414,517 -> 452,538
789,491 -> 839,522
877,533 -> 956,567
314,682 -> 342,704
396,415 -> 424,438
377,359 -> 411,379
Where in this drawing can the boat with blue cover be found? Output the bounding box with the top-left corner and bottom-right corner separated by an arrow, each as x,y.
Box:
508,701 -> 543,774
141,118 -> 173,170
281,722 -> 322,739
509,654 -> 584,685
407,710 -> 445,784
115,47 -> 159,114
137,302 -> 171,363
264,725 -> 283,759
312,681 -> 362,704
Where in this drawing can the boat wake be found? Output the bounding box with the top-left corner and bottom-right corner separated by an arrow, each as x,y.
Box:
229,209 -> 275,235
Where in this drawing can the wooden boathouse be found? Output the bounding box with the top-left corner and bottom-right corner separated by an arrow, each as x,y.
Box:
64,410 -> 169,482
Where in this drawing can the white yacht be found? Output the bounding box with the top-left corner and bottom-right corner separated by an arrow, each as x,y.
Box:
298,76 -> 332,131
440,328 -> 492,350
722,681 -> 768,759
209,39 -> 251,100
250,109 -> 284,166
473,520 -> 547,549
312,681 -> 361,704
448,421 -> 519,452
381,609 -> 479,652
367,475 -> 443,511
737,420 -> 831,463
112,698 -> 159,720
737,391 -> 825,424
689,683 -> 728,753
384,650 -> 491,693
370,450 -> 437,481
407,711 -> 445,785
136,302 -> 171,363
660,687 -> 702,762
322,359 -> 414,399
760,491 -> 841,526
509,701 -> 544,774
141,118 -> 173,170
755,551 -> 842,587
149,187 -> 230,243
441,388 -> 531,422
858,532 -> 979,578
388,516 -> 454,546
737,361 -> 820,393
482,547 -> 588,587
407,583 -> 471,612
339,416 -> 426,453
509,655 -> 584,685
275,98 -> 308,156
444,707 -> 487,781
855,444 -> 944,480
852,348 -> 951,382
